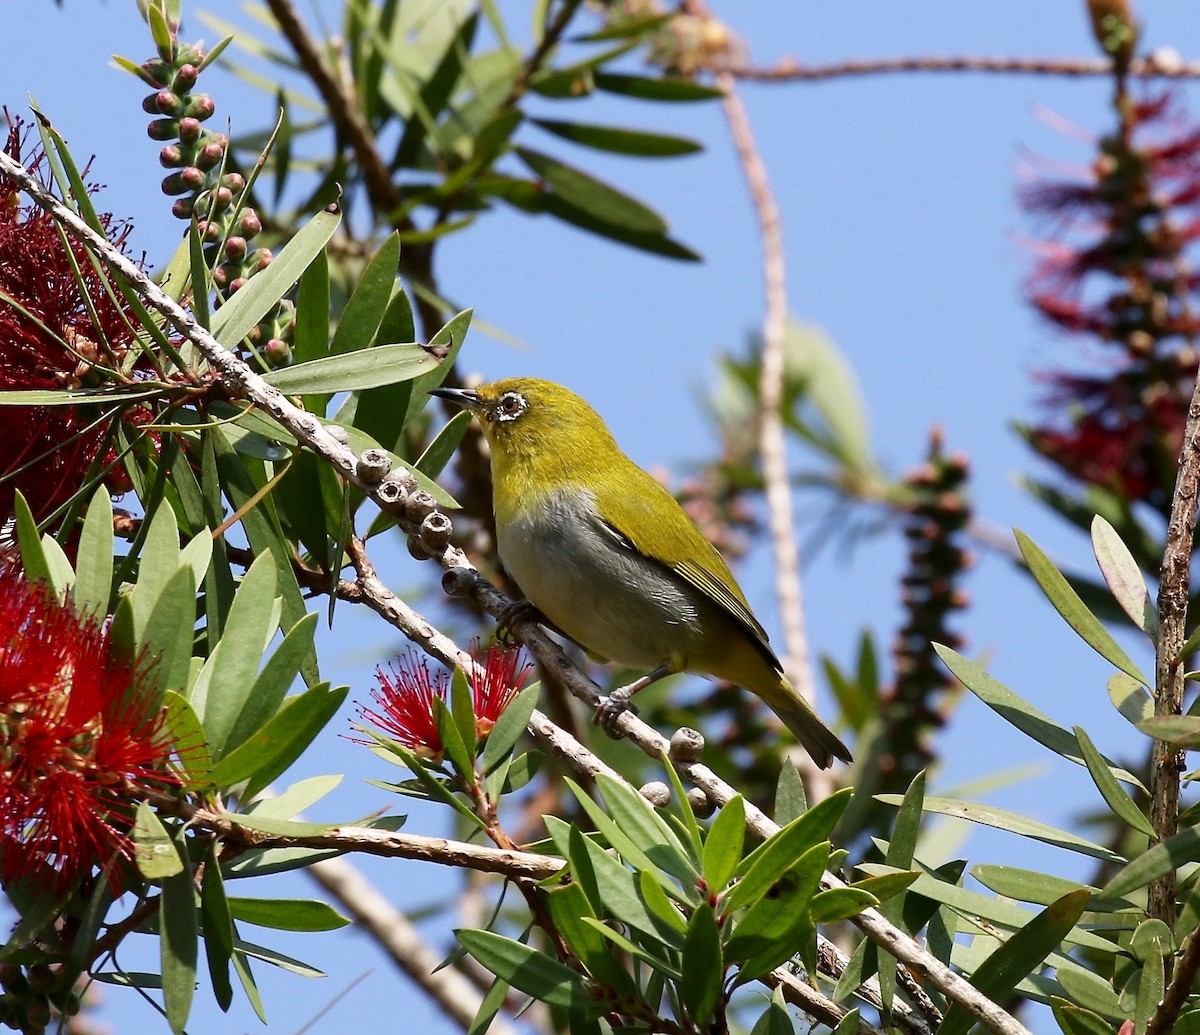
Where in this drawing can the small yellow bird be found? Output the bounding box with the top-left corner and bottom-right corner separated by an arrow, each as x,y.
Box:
431,378 -> 852,769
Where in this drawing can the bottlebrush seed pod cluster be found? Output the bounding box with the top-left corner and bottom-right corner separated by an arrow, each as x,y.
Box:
134,29 -> 293,366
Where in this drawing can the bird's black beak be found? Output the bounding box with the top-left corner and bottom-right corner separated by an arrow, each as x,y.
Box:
429,386 -> 483,411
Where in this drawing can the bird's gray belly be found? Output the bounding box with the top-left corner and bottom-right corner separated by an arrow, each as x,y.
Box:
498,491 -> 702,670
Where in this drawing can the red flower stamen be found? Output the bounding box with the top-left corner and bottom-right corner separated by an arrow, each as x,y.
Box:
0,575 -> 180,892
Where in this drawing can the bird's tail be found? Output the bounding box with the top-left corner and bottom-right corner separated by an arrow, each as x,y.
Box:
766,677 -> 853,770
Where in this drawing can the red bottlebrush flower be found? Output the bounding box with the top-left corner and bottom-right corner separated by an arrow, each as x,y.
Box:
360,650 -> 448,762
359,643 -> 531,761
0,117 -> 150,524
469,641 -> 532,739
1021,91 -> 1200,511
0,575 -> 180,892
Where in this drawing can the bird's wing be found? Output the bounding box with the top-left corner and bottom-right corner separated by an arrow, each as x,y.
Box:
593,470 -> 775,658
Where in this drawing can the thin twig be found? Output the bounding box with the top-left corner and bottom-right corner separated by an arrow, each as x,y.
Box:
1,149 -> 1027,1035
707,54 -> 832,802
717,52 -> 1200,82
1148,928 -> 1200,1035
1149,364 -> 1200,933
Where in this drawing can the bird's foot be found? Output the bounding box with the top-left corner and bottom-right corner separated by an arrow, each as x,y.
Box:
495,599 -> 544,643
595,685 -> 640,738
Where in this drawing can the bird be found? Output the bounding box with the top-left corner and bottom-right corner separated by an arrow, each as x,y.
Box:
430,378 -> 852,769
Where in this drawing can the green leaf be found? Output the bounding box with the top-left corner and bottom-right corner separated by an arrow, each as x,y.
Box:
450,666 -> 478,761
207,683 -> 347,790
704,795 -> 745,893
515,147 -> 667,235
330,233 -> 401,356
1103,826 -> 1200,898
681,904 -> 723,1026
726,841 -> 827,981
432,694 -> 475,780
133,803 -> 184,879
531,118 -> 701,157
160,832 -> 197,1034
73,486 -> 114,616
939,890 -> 1088,1035
565,779 -> 678,887
191,552 -> 279,755
1015,529 -> 1150,686
580,916 -> 681,978
209,206 -> 341,348
264,341 -> 441,395
875,793 -> 1126,865
457,929 -> 594,1012
774,761 -> 807,825
750,987 -> 797,1035
1091,515 -> 1157,639
143,567 -> 198,697
1074,725 -> 1156,837
1139,715 -> 1200,747
1052,998 -> 1124,1035
416,410 -> 473,480
849,870 -> 920,905
726,788 -> 851,912
245,774 -> 343,820
13,492 -> 50,587
227,897 -> 349,932
393,13 -> 478,168
293,248 -> 329,366
162,690 -> 210,783
545,884 -> 631,997
482,682 -> 539,774
130,502 -> 181,642
1109,672 -> 1153,727
810,887 -> 879,923
594,772 -> 699,881
935,645 -> 1144,789
593,71 -> 724,101
971,866 -> 1126,912
225,612 -> 320,752
200,843 -> 234,1011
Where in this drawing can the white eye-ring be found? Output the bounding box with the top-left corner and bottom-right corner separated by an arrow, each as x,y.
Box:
496,391 -> 526,421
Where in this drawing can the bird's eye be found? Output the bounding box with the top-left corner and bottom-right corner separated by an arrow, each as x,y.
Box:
498,392 -> 524,418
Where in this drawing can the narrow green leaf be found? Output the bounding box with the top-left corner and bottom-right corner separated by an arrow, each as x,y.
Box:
210,206 -> 341,348
1091,516 -> 1156,639
457,929 -> 593,1011
264,341 -> 440,395
565,779 -> 676,887
293,247 -> 329,366
936,644 -> 1144,789
160,833 -> 197,1034
704,795 -> 745,893
162,690 -> 211,783
130,502 -> 181,641
849,870 -> 920,904
876,793 -> 1126,864
594,772 -> 698,882
773,761 -> 807,825
227,897 -> 349,932
416,410 -> 472,479
726,788 -> 851,912
681,904 -> 722,1026
133,803 -> 184,879
939,890 -> 1089,1035
810,887 -> 879,923
1109,672 -> 1153,727
1015,529 -> 1150,686
329,233 -> 401,356
593,71 -> 724,101
532,118 -> 701,157
73,486 -> 114,616
244,775 -> 343,820
516,147 -> 667,234
1139,715 -> 1200,747
1074,725 -> 1156,837
192,552 -> 279,754
450,666 -> 478,761
200,843 -> 234,1011
433,694 -> 475,780
580,916 -> 682,978
143,567 -> 198,697
482,682 -> 539,774
13,491 -> 49,586
1103,826 -> 1200,898
206,682 -> 347,789
750,987 -> 797,1035
1052,998 -> 1124,1035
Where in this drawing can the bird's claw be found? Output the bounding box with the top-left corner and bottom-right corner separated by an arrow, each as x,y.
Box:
496,599 -> 542,643
595,688 -> 639,738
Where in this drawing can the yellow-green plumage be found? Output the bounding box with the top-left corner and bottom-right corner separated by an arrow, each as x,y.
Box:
434,378 -> 851,768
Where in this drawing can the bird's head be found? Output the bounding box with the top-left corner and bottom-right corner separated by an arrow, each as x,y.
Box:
430,378 -> 615,465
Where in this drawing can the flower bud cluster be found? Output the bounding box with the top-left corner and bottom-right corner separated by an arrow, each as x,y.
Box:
879,430 -> 971,777
0,963 -> 83,1035
133,33 -> 293,366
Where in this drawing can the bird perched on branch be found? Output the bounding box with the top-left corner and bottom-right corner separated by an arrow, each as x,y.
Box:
431,378 -> 852,769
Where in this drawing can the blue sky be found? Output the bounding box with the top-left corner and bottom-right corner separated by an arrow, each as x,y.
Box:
5,2 -> 1200,1032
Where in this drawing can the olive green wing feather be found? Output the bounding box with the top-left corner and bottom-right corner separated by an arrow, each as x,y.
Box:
592,470 -> 775,658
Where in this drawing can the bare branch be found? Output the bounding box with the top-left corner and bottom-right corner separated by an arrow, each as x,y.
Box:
718,51 -> 1200,82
